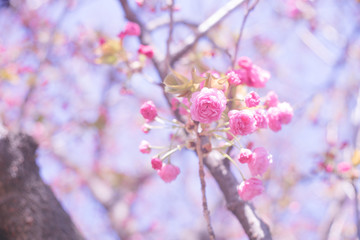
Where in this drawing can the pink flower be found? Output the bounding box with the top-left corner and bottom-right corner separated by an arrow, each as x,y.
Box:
237,178 -> 264,201
254,110 -> 268,129
226,70 -> 242,86
140,100 -> 157,122
237,56 -> 253,69
238,149 -> 253,164
267,107 -> 282,132
138,45 -> 154,58
139,140 -> 151,154
151,157 -> 162,170
228,110 -> 257,136
278,102 -> 293,124
245,91 -> 260,108
157,164 -> 180,183
190,87 -> 227,124
267,102 -> 293,131
265,91 -> 279,108
248,65 -> 270,88
337,162 -> 351,173
248,147 -> 272,176
118,22 -> 141,39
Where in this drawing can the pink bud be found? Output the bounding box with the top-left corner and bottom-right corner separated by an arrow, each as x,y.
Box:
151,157 -> 162,170
140,100 -> 157,122
118,22 -> 141,39
139,140 -> 151,154
138,45 -> 154,58
237,56 -> 253,69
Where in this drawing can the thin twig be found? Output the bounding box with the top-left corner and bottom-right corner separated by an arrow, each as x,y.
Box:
195,124 -> 216,240
232,0 -> 260,68
170,0 -> 246,67
147,17 -> 197,31
165,0 -> 175,67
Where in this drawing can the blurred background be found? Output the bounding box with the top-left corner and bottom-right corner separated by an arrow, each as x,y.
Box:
0,0 -> 360,239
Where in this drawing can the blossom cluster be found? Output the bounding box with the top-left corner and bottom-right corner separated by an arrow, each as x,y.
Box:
95,22 -> 154,66
139,57 -> 293,201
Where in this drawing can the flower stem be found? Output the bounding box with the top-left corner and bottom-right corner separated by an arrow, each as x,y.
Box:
195,124 -> 216,240
220,151 -> 246,181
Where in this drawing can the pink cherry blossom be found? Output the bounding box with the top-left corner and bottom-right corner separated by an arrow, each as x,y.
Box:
236,68 -> 250,85
226,70 -> 242,86
238,149 -> 253,164
190,87 -> 227,124
140,100 -> 157,122
278,102 -> 293,124
151,157 -> 162,170
337,162 -> 351,173
254,110 -> 268,129
237,178 -> 264,201
245,91 -> 260,108
265,91 -> 279,108
228,110 -> 257,136
139,140 -> 151,154
267,107 -> 282,132
157,164 -> 180,183
237,56 -> 253,69
248,147 -> 272,176
138,44 -> 154,58
118,22 -> 141,39
248,65 -> 270,88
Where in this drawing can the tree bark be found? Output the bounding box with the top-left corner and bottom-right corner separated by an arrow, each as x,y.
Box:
0,133 -> 83,240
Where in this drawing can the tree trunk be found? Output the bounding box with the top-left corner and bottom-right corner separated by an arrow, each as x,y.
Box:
0,133 -> 84,240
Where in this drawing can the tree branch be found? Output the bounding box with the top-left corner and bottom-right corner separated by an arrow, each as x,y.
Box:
0,133 -> 84,240
170,0 -> 246,67
204,150 -> 272,240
